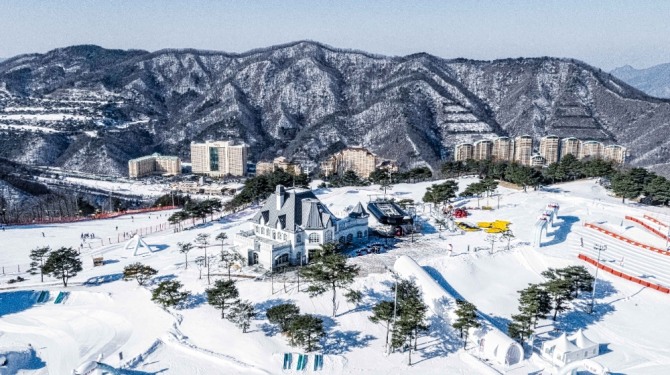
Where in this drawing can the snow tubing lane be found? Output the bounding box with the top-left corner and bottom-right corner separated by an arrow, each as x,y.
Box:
584,223 -> 670,256
578,253 -> 670,294
643,214 -> 669,228
624,216 -> 670,241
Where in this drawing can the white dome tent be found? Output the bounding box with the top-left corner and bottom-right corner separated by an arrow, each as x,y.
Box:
393,255 -> 523,367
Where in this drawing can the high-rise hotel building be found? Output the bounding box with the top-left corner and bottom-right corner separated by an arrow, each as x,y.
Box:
473,140 -> 493,161
191,140 -> 249,177
492,137 -> 515,162
513,135 -> 533,166
560,137 -> 581,159
128,153 -> 181,178
579,141 -> 604,160
454,143 -> 474,162
603,145 -> 627,165
539,135 -> 560,165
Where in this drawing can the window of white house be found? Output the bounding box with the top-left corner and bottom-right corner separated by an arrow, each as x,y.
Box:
309,233 -> 320,243
325,231 -> 332,241
296,234 -> 302,243
272,231 -> 276,239
357,231 -> 362,238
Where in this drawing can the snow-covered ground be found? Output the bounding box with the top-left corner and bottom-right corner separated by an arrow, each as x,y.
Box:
1,178 -> 669,374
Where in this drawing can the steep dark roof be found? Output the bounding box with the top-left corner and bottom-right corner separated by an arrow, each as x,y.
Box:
349,202 -> 369,218
252,186 -> 336,232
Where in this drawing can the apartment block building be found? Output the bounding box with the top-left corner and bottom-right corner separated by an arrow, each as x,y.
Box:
603,145 -> 627,165
128,153 -> 181,178
191,140 -> 249,177
454,143 -> 474,162
492,137 -> 515,162
560,137 -> 581,159
256,157 -> 302,176
473,140 -> 493,161
320,147 -> 395,179
514,135 -> 534,166
539,135 -> 561,165
579,141 -> 604,160
454,135 -> 626,167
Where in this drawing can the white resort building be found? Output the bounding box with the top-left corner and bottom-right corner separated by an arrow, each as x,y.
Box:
234,185 -> 369,270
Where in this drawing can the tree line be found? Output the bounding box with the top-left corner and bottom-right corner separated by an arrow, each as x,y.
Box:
441,156 -> 670,205
508,266 -> 594,342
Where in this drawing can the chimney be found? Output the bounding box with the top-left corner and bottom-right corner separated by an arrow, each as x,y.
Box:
276,185 -> 285,210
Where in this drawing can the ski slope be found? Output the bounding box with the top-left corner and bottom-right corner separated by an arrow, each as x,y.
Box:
0,178 -> 669,374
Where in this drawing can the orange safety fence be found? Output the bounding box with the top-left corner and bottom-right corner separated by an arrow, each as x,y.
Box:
625,216 -> 670,241
578,253 -> 670,294
6,206 -> 178,226
643,214 -> 669,228
584,222 -> 670,256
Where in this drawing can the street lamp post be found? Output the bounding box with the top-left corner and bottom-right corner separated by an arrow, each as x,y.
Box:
590,244 -> 607,314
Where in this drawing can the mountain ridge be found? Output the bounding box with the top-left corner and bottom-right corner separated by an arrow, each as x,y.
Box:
1,41 -> 669,177
611,62 -> 670,99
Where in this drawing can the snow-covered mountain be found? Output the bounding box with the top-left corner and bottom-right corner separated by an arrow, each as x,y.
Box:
611,63 -> 670,99
1,42 -> 670,176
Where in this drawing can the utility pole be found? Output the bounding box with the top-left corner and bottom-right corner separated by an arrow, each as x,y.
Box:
590,244 -> 607,314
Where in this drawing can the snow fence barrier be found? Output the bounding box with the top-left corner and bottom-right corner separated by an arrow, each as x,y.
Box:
584,222 -> 670,256
643,214 -> 669,228
624,216 -> 670,242
578,253 -> 670,294
393,255 -> 523,366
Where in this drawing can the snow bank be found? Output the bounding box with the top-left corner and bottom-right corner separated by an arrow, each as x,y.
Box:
393,255 -> 523,366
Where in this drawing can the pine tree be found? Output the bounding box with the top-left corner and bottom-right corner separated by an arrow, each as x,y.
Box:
266,302 -> 300,332
500,230 -> 515,251
543,277 -> 573,320
369,300 -> 395,352
611,172 -> 643,203
423,180 -> 458,205
215,232 -> 228,252
151,280 -> 190,308
452,299 -> 481,348
391,279 -> 429,365
28,246 -> 50,282
42,247 -> 82,287
507,312 -> 533,343
178,242 -> 193,269
206,279 -> 239,318
123,262 -> 158,286
558,266 -> 595,298
299,244 -> 359,317
228,300 -> 255,333
220,250 -> 245,280
287,314 -> 325,352
194,256 -> 206,279
518,283 -> 551,328
194,233 -> 211,283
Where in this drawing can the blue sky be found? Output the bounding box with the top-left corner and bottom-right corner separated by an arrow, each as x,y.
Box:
1,0 -> 669,70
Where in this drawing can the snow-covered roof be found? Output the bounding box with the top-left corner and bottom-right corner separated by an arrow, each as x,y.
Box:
252,185 -> 337,233
569,329 -> 598,350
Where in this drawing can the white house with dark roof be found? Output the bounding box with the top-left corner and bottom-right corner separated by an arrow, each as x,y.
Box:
234,185 -> 369,270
